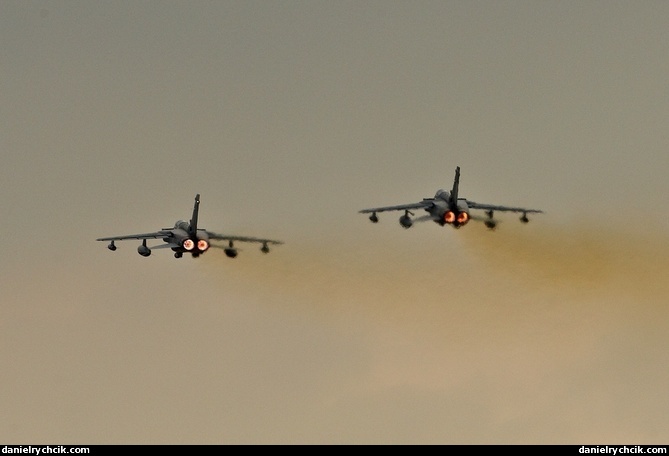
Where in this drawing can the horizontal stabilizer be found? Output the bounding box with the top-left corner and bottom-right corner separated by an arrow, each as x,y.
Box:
150,243 -> 179,250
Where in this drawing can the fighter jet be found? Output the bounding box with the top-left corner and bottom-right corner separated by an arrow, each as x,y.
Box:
359,166 -> 543,230
97,194 -> 283,258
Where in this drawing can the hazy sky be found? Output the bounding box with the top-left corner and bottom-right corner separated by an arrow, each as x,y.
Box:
2,1 -> 668,444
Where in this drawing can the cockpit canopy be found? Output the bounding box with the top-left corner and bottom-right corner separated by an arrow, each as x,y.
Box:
174,220 -> 190,231
435,189 -> 450,201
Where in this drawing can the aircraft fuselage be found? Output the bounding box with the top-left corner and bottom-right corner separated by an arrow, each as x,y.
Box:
428,192 -> 471,227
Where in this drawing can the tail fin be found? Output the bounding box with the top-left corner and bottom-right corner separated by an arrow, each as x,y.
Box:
450,166 -> 460,204
190,193 -> 200,234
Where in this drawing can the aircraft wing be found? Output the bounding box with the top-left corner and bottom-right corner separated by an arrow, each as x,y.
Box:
96,230 -> 171,242
466,201 -> 543,214
359,200 -> 433,214
205,231 -> 284,245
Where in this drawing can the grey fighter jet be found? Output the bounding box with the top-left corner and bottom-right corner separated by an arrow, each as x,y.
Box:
97,194 -> 283,258
359,166 -> 543,230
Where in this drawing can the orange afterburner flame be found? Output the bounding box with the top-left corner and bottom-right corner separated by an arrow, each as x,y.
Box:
197,239 -> 209,251
444,211 -> 456,224
182,239 -> 195,251
457,212 -> 469,225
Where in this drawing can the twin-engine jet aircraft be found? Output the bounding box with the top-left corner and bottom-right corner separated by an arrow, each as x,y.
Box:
96,194 -> 283,259
359,166 -> 543,230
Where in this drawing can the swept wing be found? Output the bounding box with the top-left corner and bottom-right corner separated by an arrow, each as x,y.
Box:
96,231 -> 171,242
206,232 -> 284,246
466,201 -> 543,214
359,201 -> 433,214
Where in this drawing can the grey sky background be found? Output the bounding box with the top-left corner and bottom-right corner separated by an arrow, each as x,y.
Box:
1,1 -> 668,444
